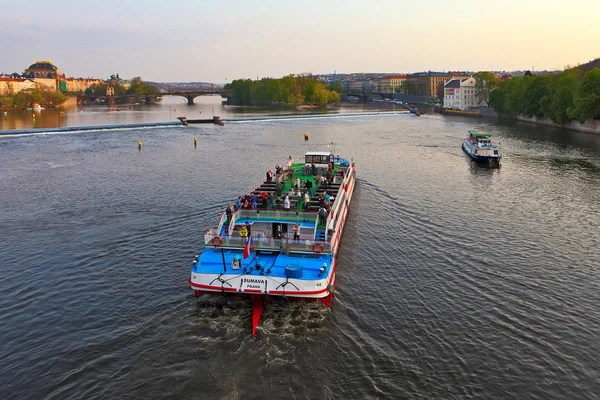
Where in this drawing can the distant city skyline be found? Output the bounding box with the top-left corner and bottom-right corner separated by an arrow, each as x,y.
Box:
1,0 -> 598,83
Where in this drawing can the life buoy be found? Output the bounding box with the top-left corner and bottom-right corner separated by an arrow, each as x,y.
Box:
211,236 -> 223,246
240,228 -> 248,237
312,243 -> 324,254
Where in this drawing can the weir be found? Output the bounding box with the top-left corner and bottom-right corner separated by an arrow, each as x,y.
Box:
0,121 -> 184,135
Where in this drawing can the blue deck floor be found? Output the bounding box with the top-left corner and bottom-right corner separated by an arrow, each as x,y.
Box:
194,248 -> 332,280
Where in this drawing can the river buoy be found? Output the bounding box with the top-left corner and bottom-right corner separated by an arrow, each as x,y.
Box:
138,140 -> 142,150
193,137 -> 197,147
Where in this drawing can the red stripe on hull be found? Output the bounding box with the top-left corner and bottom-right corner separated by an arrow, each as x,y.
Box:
190,282 -> 238,292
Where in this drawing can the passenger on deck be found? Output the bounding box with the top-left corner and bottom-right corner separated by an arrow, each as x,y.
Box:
245,221 -> 252,236
295,177 -> 301,190
235,197 -> 242,210
225,205 -> 232,222
274,224 -> 281,239
293,223 -> 300,242
283,194 -> 291,210
318,207 -> 328,227
305,179 -> 313,196
276,181 -> 283,196
249,194 -> 258,211
268,192 -> 274,210
319,196 -> 325,208
323,191 -> 331,201
266,170 -> 273,182
261,195 -> 268,209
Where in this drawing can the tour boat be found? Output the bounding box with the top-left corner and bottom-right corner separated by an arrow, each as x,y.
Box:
190,151 -> 356,336
462,130 -> 502,163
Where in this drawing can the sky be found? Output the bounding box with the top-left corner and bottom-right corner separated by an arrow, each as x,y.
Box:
1,0 -> 599,83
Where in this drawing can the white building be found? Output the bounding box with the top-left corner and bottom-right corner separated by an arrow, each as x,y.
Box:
443,77 -> 486,111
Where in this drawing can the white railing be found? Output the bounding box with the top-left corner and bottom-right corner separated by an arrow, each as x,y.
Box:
216,210 -> 228,235
204,228 -> 331,254
236,209 -> 315,222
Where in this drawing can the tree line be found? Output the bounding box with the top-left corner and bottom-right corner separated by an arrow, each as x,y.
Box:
487,68 -> 600,124
225,75 -> 340,106
0,84 -> 67,108
84,77 -> 159,96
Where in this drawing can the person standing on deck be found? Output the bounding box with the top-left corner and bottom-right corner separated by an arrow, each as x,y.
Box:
274,224 -> 282,239
283,194 -> 291,210
245,221 -> 252,237
303,191 -> 311,211
318,207 -> 328,228
268,192 -> 274,210
235,197 -> 242,210
295,177 -> 301,190
293,223 -> 300,242
225,205 -> 232,223
305,179 -> 313,197
250,194 -> 258,211
266,170 -> 273,182
276,181 -> 283,197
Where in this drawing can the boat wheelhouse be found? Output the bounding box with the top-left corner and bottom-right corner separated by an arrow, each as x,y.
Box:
462,130 -> 502,163
190,151 -> 356,336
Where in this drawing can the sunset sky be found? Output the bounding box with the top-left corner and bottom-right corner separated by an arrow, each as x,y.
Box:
1,0 -> 598,83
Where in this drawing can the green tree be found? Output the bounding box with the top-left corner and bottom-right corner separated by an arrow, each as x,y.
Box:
522,75 -> 551,118
489,85 -> 507,116
571,69 -> 600,123
397,80 -> 417,95
328,81 -> 343,93
474,72 -> 498,107
543,72 -> 579,124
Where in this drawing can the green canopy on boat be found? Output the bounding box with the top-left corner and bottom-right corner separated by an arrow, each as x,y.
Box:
468,130 -> 492,137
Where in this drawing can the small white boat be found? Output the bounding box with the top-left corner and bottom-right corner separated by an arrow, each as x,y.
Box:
462,130 -> 501,163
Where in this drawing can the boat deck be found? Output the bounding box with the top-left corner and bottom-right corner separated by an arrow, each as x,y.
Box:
195,248 -> 331,281
248,162 -> 343,212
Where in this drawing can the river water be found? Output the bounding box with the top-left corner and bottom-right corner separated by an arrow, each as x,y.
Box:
1,98 -> 599,399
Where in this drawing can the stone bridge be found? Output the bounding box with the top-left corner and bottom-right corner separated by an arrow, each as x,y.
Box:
77,89 -> 233,105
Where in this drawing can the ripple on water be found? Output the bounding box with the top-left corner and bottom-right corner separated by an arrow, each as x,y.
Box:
1,115 -> 599,399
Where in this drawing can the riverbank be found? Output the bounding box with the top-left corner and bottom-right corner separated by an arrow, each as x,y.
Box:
516,115 -> 600,135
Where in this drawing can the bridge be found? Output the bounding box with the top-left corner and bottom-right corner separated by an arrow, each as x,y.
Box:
77,89 -> 234,105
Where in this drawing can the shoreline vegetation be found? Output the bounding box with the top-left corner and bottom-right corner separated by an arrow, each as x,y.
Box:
224,74 -> 340,106
0,86 -> 67,109
488,64 -> 600,125
0,77 -> 159,110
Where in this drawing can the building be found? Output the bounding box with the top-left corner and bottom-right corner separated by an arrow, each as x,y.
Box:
63,77 -> 103,93
0,77 -> 35,95
24,60 -> 64,91
376,75 -> 406,93
406,72 -> 456,98
443,77 -> 486,111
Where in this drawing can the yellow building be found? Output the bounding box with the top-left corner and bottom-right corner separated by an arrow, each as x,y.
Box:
406,72 -> 454,97
0,77 -> 35,94
64,78 -> 103,93
376,75 -> 406,93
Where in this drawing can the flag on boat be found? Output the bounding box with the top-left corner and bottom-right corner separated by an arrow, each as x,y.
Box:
243,235 -> 253,259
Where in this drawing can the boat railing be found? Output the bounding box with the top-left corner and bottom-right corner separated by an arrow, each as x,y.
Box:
216,210 -> 228,235
203,227 -> 331,254
235,209 -> 315,222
